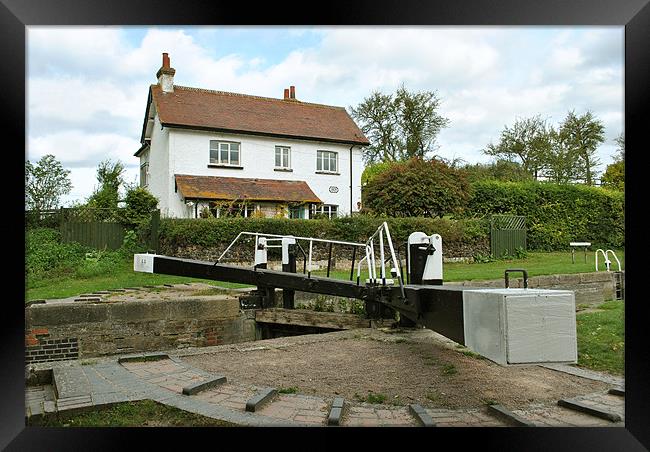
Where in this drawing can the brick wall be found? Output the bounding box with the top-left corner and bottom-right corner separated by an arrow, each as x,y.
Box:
25,328 -> 79,364
25,297 -> 257,363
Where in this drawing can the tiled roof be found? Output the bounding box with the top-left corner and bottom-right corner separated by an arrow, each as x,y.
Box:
174,174 -> 322,204
151,85 -> 370,145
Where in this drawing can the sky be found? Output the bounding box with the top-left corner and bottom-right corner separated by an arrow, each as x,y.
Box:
26,26 -> 624,205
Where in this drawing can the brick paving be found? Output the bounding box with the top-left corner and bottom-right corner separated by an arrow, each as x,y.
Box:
25,353 -> 626,428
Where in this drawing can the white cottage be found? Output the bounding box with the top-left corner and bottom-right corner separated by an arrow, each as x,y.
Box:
135,53 -> 369,219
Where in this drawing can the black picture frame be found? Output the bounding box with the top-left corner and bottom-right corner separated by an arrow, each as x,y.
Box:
5,0 -> 648,449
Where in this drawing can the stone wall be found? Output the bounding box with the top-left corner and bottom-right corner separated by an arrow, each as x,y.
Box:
25,296 -> 257,364
446,271 -> 622,306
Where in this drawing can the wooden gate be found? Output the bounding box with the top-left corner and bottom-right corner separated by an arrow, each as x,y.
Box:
490,215 -> 527,258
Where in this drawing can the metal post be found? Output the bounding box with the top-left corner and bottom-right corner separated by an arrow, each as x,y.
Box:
308,240 -> 313,278
282,247 -> 296,309
327,242 -> 333,278
379,228 -> 386,285
349,246 -> 357,281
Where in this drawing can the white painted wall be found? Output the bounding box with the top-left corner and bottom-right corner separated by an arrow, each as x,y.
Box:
152,127 -> 365,218
141,113 -> 174,217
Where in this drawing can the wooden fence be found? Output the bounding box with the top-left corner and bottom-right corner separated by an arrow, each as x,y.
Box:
490,215 -> 527,258
26,208 -> 160,252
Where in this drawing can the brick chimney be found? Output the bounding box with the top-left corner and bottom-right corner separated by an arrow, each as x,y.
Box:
156,52 -> 176,93
283,88 -> 290,100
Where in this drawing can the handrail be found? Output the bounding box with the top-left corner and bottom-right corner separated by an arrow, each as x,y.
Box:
595,249 -> 621,272
606,250 -> 621,272
217,222 -> 406,299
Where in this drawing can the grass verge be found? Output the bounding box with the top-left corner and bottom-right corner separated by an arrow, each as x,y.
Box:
27,400 -> 237,427
576,300 -> 624,375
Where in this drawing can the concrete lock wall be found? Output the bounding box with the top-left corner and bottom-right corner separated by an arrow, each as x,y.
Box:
25,296 -> 257,364
446,271 -> 620,307
24,271 -> 620,364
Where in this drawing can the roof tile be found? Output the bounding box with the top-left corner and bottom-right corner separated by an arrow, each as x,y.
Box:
174,174 -> 322,204
152,85 -> 370,145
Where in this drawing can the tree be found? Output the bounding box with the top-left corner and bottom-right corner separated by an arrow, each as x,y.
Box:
86,159 -> 125,210
558,110 -> 605,186
483,116 -> 551,180
601,133 -> 625,191
396,86 -> 450,159
614,132 -> 625,161
461,159 -> 532,183
541,127 -> 585,184
25,154 -> 72,212
349,85 -> 450,164
362,158 -> 470,218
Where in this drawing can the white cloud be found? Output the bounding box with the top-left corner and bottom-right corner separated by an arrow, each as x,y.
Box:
28,131 -> 141,168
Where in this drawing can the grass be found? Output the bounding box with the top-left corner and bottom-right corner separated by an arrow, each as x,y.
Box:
27,399 -> 237,427
313,249 -> 624,284
27,248 -> 624,301
441,363 -> 457,375
278,387 -> 299,394
576,300 -> 624,375
26,257 -> 251,301
354,392 -> 387,404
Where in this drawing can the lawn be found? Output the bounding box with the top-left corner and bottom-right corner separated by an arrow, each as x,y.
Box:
26,249 -> 624,301
27,399 -> 236,427
26,258 -> 250,301
314,249 -> 624,283
576,300 -> 625,375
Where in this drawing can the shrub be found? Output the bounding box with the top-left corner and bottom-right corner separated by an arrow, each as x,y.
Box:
26,228 -> 89,278
158,216 -> 489,259
465,180 -> 624,250
120,187 -> 159,228
362,158 -> 471,218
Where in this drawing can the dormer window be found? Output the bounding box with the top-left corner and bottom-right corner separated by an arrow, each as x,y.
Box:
210,140 -> 240,166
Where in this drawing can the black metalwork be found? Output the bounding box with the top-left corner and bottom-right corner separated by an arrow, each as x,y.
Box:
147,254 -> 481,346
326,242 -> 333,278
504,268 -> 528,289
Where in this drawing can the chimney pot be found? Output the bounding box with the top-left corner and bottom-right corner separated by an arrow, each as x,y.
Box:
162,53 -> 170,69
284,88 -> 290,99
290,86 -> 295,99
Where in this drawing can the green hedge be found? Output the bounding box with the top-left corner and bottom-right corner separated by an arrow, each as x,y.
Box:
465,181 -> 624,250
159,216 -> 489,257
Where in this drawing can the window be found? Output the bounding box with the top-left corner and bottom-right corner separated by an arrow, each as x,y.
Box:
210,140 -> 240,166
275,146 -> 291,169
289,205 -> 305,219
139,162 -> 149,187
140,149 -> 149,187
317,150 -> 338,173
310,204 -> 338,219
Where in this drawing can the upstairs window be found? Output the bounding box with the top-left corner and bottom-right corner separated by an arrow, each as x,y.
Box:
317,150 -> 338,173
275,146 -> 291,169
210,140 -> 240,166
139,162 -> 149,187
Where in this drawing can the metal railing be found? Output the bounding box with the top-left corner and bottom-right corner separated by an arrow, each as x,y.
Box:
216,222 -> 405,297
595,249 -> 621,272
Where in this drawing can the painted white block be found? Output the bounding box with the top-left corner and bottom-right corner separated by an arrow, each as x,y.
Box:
462,288 -> 577,366
134,253 -> 156,274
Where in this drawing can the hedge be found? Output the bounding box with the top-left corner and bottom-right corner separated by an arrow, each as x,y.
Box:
159,216 -> 490,259
465,181 -> 624,250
